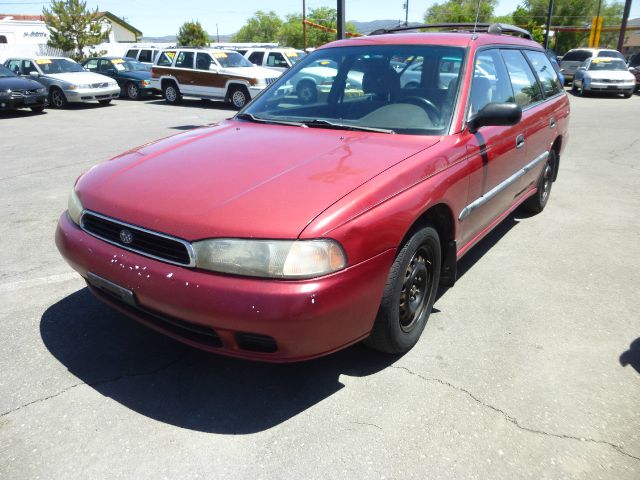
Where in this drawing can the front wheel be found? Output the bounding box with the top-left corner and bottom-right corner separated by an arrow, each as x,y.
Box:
296,79 -> 317,104
229,86 -> 250,109
126,82 -> 140,100
522,150 -> 556,214
98,99 -> 112,105
163,82 -> 182,104
49,87 -> 67,108
364,226 -> 441,354
623,91 -> 633,99
30,105 -> 45,113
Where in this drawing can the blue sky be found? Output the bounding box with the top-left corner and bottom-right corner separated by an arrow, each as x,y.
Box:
1,0 -> 639,36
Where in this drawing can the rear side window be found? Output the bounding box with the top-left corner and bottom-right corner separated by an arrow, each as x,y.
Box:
267,52 -> 288,68
0,35 -> 7,44
84,58 -> 99,71
126,49 -> 139,59
248,51 -> 265,65
524,50 -> 562,97
469,49 -> 513,116
7,59 -> 22,74
138,49 -> 152,63
175,51 -> 194,69
597,50 -> 624,60
562,50 -> 592,62
501,49 -> 543,108
157,51 -> 175,67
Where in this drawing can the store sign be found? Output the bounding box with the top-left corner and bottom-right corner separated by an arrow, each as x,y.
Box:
24,31 -> 48,38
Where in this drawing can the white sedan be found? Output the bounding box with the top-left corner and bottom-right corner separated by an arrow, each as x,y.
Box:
572,57 -> 636,98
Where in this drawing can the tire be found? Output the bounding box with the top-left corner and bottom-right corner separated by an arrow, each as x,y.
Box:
126,82 -> 140,100
296,79 -> 317,104
364,226 -> 441,354
98,99 -> 112,105
522,150 -> 557,214
30,106 -> 45,113
623,92 -> 632,99
229,86 -> 250,109
49,87 -> 67,108
163,82 -> 182,104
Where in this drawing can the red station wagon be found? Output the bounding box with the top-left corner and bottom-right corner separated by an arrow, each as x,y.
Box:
56,23 -> 570,362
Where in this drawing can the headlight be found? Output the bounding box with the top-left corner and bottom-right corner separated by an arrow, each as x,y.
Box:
0,90 -> 10,98
192,239 -> 346,279
67,188 -> 84,225
67,84 -> 90,90
36,87 -> 45,94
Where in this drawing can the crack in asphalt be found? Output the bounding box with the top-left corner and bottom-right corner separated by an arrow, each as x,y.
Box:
351,421 -> 383,431
0,352 -> 188,419
390,365 -> 640,462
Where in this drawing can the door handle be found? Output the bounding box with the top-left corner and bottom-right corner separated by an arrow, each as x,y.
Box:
516,134 -> 525,149
549,117 -> 556,129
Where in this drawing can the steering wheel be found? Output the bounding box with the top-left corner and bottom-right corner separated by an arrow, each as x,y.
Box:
399,96 -> 441,124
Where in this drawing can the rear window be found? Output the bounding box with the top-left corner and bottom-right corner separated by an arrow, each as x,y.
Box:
562,50 -> 592,62
138,49 -> 152,63
596,50 -> 624,60
501,49 -> 543,108
524,50 -> 562,97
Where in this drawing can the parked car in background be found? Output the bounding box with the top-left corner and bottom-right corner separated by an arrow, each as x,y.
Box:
546,50 -> 564,85
4,57 -> 120,108
559,48 -> 625,83
572,57 -> 636,97
150,47 -> 281,108
82,56 -> 158,100
0,64 -> 47,112
235,47 -> 307,73
124,46 -> 162,66
57,24 -> 569,362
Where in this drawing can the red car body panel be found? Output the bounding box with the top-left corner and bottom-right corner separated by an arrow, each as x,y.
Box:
56,32 -> 570,361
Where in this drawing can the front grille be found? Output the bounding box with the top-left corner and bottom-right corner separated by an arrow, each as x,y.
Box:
9,89 -> 40,98
81,211 -> 193,266
601,79 -> 623,83
265,77 -> 278,85
91,82 -> 109,88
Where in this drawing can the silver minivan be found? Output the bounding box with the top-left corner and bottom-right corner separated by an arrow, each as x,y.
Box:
560,48 -> 625,83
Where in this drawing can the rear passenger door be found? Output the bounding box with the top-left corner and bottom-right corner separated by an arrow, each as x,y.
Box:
461,48 -> 528,246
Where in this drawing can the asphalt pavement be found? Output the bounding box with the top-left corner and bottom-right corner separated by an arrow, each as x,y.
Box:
1,92 -> 639,479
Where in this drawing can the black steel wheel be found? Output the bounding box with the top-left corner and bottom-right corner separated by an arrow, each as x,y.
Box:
522,150 -> 556,214
364,225 -> 441,354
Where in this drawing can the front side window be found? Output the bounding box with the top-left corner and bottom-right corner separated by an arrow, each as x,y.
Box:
248,51 -> 265,65
469,49 -> 513,116
138,49 -> 152,63
125,49 -> 139,59
243,45 -> 465,135
501,49 -> 543,108
157,51 -> 175,67
196,52 -> 213,71
267,52 -> 288,68
84,58 -> 99,71
524,50 -> 562,97
7,59 -> 22,74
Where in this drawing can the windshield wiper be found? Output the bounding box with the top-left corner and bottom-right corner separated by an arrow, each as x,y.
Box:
302,119 -> 395,134
236,112 -> 307,128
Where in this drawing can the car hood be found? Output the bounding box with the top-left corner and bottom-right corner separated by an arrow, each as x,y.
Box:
45,71 -> 114,84
0,75 -> 43,90
221,66 -> 281,80
78,120 -> 440,240
586,70 -> 635,81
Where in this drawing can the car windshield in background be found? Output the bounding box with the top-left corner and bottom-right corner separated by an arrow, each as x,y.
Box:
36,58 -> 84,74
214,51 -> 254,68
113,59 -> 149,72
0,64 -> 16,77
242,45 -> 465,135
563,50 -> 592,62
589,59 -> 627,71
285,50 -> 306,64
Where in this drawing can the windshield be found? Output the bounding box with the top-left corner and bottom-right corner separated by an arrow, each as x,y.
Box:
285,50 -> 306,65
36,58 -> 84,74
242,45 -> 465,135
112,58 -> 149,71
213,51 -> 253,68
588,58 -> 628,71
0,64 -> 16,77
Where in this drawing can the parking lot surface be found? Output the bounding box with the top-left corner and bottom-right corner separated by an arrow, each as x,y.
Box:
1,93 -> 639,479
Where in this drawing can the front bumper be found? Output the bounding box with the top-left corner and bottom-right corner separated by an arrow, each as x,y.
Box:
0,94 -> 47,110
64,86 -> 121,103
55,212 -> 393,362
584,81 -> 635,93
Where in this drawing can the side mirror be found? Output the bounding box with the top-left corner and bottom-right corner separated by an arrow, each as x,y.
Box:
209,65 -> 219,73
29,71 -> 39,78
468,102 -> 522,134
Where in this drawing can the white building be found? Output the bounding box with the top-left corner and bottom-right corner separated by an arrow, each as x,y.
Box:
0,14 -> 49,45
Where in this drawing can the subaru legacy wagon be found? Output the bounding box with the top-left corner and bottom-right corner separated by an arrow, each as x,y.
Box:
56,23 -> 569,362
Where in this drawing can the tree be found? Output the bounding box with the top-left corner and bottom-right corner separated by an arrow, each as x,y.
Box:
232,11 -> 282,42
177,21 -> 209,47
278,7 -> 358,49
424,0 -> 497,24
42,0 -> 110,61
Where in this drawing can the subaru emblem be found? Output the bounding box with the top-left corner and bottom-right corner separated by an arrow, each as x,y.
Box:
119,229 -> 134,245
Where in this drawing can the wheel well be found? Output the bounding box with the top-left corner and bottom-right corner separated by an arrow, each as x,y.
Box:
226,82 -> 250,98
161,78 -> 177,90
402,203 -> 457,286
551,136 -> 562,181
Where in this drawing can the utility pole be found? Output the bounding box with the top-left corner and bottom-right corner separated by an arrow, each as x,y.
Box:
544,0 -> 554,50
216,23 -> 219,43
303,0 -> 307,51
617,0 -> 632,52
337,0 -> 345,40
404,0 -> 409,26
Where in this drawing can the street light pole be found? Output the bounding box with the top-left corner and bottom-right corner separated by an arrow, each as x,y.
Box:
337,0 -> 345,39
544,0 -> 554,50
405,0 -> 409,27
617,0 -> 632,52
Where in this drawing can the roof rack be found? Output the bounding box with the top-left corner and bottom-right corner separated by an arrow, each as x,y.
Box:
369,22 -> 533,40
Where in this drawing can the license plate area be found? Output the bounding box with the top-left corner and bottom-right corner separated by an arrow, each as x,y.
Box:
86,272 -> 137,307
24,96 -> 37,104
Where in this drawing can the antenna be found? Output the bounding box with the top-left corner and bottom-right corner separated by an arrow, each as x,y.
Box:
473,0 -> 481,34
